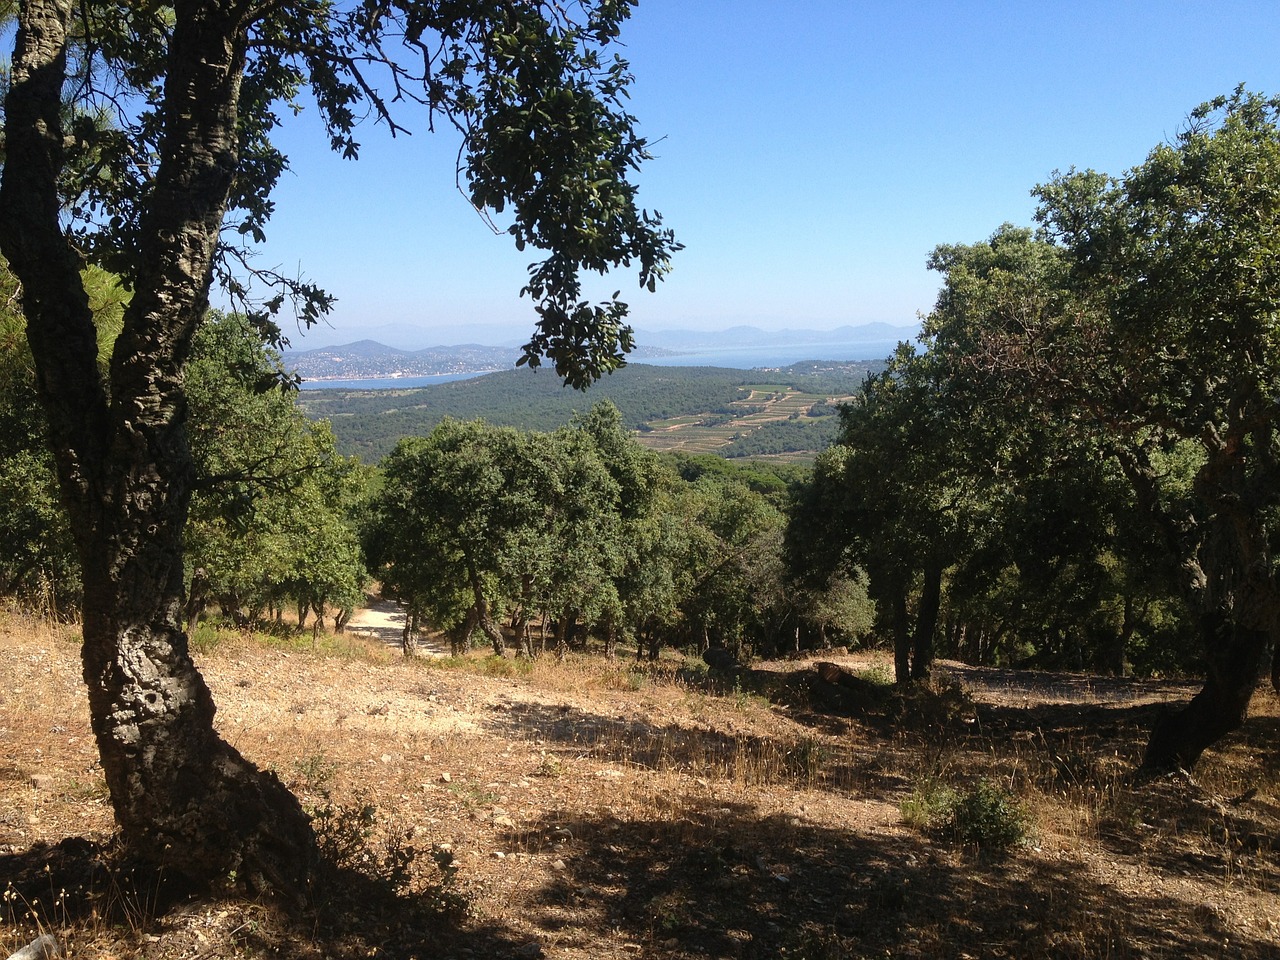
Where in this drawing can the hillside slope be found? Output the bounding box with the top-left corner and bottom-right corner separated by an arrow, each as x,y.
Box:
297,361 -> 877,462
3,611 -> 1278,959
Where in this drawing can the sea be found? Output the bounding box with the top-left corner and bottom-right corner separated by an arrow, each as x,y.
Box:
296,339 -> 906,391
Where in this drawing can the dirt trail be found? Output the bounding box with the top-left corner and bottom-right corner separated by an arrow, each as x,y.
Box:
344,595 -> 451,656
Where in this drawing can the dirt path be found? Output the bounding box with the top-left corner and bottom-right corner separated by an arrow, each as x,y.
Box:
344,595 -> 451,656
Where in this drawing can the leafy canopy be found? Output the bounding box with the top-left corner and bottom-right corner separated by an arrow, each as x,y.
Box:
36,0 -> 679,387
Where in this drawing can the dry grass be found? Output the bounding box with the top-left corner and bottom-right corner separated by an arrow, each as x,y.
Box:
1,608 -> 1278,959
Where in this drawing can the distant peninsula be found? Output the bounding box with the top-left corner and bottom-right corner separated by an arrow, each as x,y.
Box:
281,341 -> 517,382
282,322 -> 918,382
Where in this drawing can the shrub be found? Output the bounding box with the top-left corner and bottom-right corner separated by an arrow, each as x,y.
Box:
901,778 -> 1030,854
944,779 -> 1030,852
899,780 -> 957,832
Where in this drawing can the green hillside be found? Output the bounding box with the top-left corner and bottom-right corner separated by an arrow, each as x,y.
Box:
296,360 -> 879,462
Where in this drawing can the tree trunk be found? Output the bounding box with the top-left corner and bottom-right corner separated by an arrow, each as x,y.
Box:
910,560 -> 942,680
890,586 -> 911,685
555,614 -> 570,660
1143,613 -> 1269,770
450,607 -> 478,657
1099,595 -> 1134,677
512,611 -> 533,657
465,560 -> 506,655
402,609 -> 418,657
0,0 -> 315,894
513,575 -> 534,657
1142,450 -> 1277,771
558,609 -> 580,652
184,568 -> 209,630
482,610 -> 507,655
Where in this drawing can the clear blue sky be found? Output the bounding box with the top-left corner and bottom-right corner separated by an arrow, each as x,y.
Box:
258,1 -> 1280,349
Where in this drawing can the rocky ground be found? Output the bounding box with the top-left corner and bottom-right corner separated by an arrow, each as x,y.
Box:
1,607 -> 1278,959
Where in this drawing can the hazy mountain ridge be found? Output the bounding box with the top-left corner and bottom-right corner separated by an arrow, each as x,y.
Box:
283,322 -> 917,381
634,321 -> 919,350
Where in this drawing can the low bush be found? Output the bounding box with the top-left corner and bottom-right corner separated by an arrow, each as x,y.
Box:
902,778 -> 1030,855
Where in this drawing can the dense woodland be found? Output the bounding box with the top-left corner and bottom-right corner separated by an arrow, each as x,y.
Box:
0,246 -> 1242,693
0,271 -> 1201,684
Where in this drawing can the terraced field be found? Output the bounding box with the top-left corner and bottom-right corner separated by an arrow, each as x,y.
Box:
635,385 -> 854,460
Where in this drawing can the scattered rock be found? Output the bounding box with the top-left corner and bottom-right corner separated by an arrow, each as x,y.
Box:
6,934 -> 61,960
28,774 -> 54,792
440,772 -> 452,783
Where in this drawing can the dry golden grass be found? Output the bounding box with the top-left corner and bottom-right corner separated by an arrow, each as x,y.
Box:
1,608 -> 1278,959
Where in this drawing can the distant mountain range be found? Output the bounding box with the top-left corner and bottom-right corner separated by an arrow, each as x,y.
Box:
634,322 -> 918,350
281,322 -> 919,381
280,340 -> 677,382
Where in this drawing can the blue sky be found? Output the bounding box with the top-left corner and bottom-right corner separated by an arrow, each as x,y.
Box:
258,2 -> 1280,349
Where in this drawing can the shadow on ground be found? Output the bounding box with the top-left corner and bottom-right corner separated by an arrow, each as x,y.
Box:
0,836 -> 538,960
502,796 -> 1269,959
6,660 -> 1276,960
484,696 -> 910,798
5,786 -> 1273,960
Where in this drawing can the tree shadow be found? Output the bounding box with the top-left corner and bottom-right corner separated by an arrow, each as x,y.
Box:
940,662 -> 1200,707
8,665 -> 1274,959
0,836 -> 533,960
483,698 -> 911,799
1088,714 -> 1280,881
499,797 -> 1276,959
6,791 -> 1274,959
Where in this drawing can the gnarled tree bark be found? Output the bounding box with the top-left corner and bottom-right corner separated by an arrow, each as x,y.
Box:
1139,440 -> 1280,771
0,0 -> 315,893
